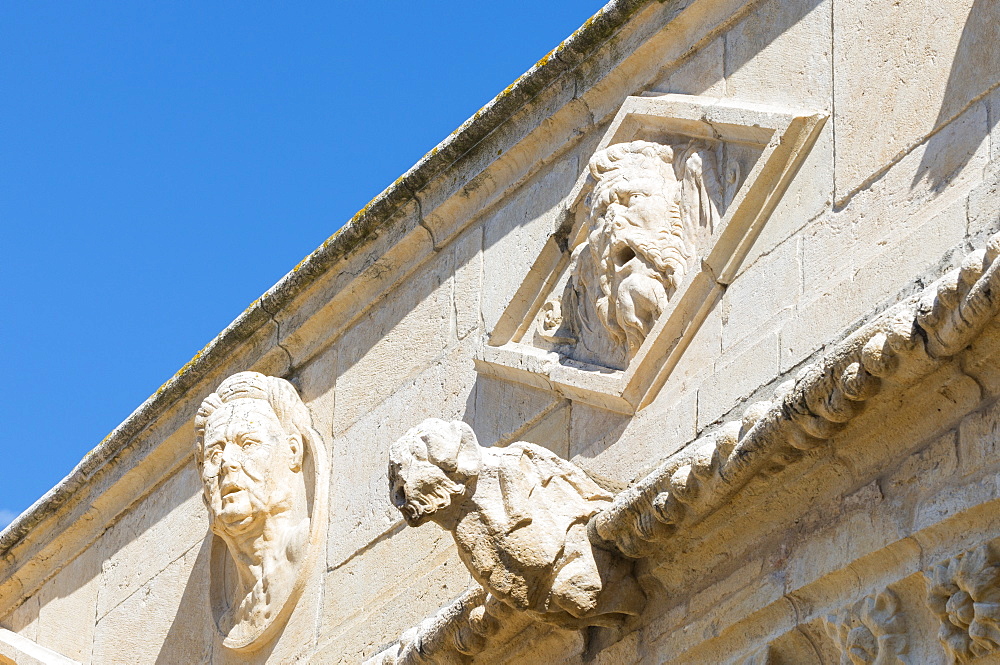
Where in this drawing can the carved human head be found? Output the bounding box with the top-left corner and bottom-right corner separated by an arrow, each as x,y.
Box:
587,140 -> 689,284
388,419 -> 482,527
581,139 -> 719,351
194,372 -> 314,538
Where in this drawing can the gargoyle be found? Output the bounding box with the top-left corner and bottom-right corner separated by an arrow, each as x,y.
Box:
388,418 -> 644,629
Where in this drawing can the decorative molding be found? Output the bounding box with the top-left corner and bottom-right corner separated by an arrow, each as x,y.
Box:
0,628 -> 80,665
926,540 -> 1000,663
823,590 -> 911,665
388,419 -> 644,629
193,372 -> 330,652
591,231 -> 1000,558
476,94 -> 827,413
365,587 -> 525,665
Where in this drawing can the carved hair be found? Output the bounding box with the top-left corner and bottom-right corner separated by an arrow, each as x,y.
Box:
587,140 -> 676,219
193,371 -> 319,471
587,138 -> 721,232
390,418 -> 481,483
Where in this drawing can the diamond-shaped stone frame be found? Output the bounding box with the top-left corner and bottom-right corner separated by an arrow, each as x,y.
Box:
475,94 -> 828,414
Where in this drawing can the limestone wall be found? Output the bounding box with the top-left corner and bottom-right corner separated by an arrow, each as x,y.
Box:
2,0 -> 1000,663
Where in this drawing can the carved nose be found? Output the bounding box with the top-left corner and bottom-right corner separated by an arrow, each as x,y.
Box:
220,442 -> 242,471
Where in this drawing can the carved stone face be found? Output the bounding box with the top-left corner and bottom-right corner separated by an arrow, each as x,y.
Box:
603,170 -> 683,317
388,437 -> 467,528
199,398 -> 301,537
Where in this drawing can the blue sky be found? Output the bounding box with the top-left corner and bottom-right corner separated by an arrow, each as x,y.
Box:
0,2 -> 607,527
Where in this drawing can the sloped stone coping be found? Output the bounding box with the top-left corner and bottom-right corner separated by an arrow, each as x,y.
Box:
369,230 -> 1000,663
0,0 -> 654,559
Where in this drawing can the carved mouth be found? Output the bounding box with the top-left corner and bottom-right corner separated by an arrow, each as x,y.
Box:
221,482 -> 245,500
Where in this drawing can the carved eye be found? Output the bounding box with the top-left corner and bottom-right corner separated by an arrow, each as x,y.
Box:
626,192 -> 646,205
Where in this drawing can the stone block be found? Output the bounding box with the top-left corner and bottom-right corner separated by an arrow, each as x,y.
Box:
968,153 -> 1000,238
0,595 -> 38,642
469,376 -> 563,449
725,0 -> 832,110
722,235 -> 800,352
94,461 -> 206,620
92,541 -> 214,665
327,341 -> 476,568
452,225 -> 483,341
568,403 -> 632,472
516,399 -> 570,459
785,194 -> 969,372
320,523 -> 469,661
834,0 -> 1000,198
291,342 -> 337,444
333,248 -> 455,434
697,331 -> 780,429
573,388 -> 697,487
36,546 -> 101,663
651,36 -> 726,96
738,121 -> 834,274
783,482 -> 902,595
482,152 -> 580,334
658,299 -> 723,400
882,432 -> 959,500
959,398 -> 1000,477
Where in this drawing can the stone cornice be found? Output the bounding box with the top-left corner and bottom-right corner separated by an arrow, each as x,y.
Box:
372,230 -> 1000,662
0,0 -> 654,560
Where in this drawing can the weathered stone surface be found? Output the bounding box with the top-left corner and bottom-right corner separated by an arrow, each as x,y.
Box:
193,372 -> 329,653
7,0 -> 1000,663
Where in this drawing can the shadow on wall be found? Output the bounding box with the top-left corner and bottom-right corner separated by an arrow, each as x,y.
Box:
155,536 -> 217,665
915,0 -> 1000,192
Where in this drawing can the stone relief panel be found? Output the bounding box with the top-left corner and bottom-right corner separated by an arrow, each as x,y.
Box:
193,371 -> 329,652
539,138 -> 723,367
823,589 -> 911,665
388,418 -> 644,629
476,94 -> 827,413
926,541 -> 1000,664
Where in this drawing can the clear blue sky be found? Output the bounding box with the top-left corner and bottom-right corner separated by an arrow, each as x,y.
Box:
0,2 -> 607,527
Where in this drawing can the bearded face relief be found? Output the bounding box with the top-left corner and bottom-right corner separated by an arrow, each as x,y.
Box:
388,419 -> 645,629
194,371 -> 328,652
542,139 -> 722,366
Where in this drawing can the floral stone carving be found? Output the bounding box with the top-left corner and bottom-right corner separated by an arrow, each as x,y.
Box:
926,541 -> 1000,663
823,589 -> 911,665
194,371 -> 329,651
388,418 -> 644,629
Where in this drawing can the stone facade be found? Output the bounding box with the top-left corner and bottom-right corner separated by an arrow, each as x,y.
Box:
3,0 -> 1000,663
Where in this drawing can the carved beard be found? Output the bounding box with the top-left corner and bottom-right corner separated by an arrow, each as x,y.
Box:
400,477 -> 465,527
